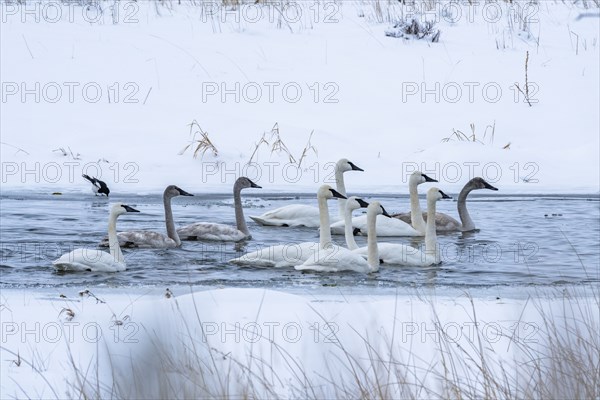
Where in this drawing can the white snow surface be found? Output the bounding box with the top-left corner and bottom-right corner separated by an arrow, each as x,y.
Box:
1,1 -> 598,195
1,286 -> 597,398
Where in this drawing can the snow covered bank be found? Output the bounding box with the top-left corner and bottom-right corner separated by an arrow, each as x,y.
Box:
1,1 -> 598,195
1,287 -> 598,398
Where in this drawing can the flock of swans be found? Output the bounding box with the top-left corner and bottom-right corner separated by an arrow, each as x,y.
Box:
52,159 -> 498,274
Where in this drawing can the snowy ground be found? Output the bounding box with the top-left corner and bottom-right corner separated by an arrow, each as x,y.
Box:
1,1 -> 599,398
1,286 -> 598,398
1,0 -> 599,195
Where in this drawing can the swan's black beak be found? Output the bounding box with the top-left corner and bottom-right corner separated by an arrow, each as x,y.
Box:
380,205 -> 391,218
484,181 -> 498,191
122,205 -> 140,213
249,180 -> 262,189
422,173 -> 438,183
356,198 -> 369,208
330,189 -> 347,199
349,161 -> 364,172
439,190 -> 452,200
177,187 -> 194,196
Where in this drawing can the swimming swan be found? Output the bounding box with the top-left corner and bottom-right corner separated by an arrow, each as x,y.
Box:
52,203 -> 140,272
354,187 -> 451,266
177,177 -> 261,242
394,177 -> 498,232
390,171 -> 437,234
343,196 -> 370,250
230,185 -> 346,268
99,185 -> 193,248
330,170 -> 435,236
296,201 -> 390,273
330,206 -> 421,237
248,158 -> 363,227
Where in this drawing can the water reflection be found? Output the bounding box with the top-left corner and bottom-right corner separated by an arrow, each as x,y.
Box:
0,192 -> 598,291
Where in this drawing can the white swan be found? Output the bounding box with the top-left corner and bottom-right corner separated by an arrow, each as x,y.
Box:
394,177 -> 498,232
248,158 -> 363,227
177,177 -> 261,242
52,203 -> 140,272
296,201 -> 389,273
230,185 -> 346,268
342,196 -> 370,250
99,185 -> 193,248
330,208 -> 421,237
354,187 -> 451,267
389,170 -> 438,234
330,170 -> 435,237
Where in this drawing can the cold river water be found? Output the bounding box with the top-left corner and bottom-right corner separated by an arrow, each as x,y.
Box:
1,191 -> 598,294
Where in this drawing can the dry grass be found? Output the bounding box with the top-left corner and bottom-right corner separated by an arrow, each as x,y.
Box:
51,288 -> 600,399
386,18 -> 441,42
247,123 -> 318,167
297,130 -> 318,168
269,123 -> 296,164
1,141 -> 30,156
442,121 -> 502,147
247,131 -> 271,165
178,120 -> 219,160
514,51 -> 533,107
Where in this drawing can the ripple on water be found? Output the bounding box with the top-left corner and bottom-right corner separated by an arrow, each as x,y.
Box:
0,193 -> 598,291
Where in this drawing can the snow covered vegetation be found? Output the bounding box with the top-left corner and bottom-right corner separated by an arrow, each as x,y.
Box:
1,0 -> 598,194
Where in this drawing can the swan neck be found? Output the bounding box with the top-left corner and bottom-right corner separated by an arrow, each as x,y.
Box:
457,184 -> 475,231
335,168 -> 347,220
410,181 -> 426,233
318,195 -> 332,249
366,210 -> 379,271
425,197 -> 439,263
344,207 -> 358,250
233,184 -> 249,236
108,211 -> 125,263
164,194 -> 180,246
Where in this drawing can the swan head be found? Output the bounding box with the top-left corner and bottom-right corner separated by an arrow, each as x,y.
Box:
367,201 -> 391,218
345,196 -> 369,212
469,177 -> 498,191
111,203 -> 140,216
427,187 -> 452,202
336,158 -> 364,173
318,184 -> 347,200
164,185 -> 194,199
235,177 -> 262,190
410,171 -> 437,186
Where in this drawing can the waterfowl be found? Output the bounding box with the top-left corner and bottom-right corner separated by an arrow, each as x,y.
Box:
178,177 -> 261,242
53,203 -> 139,272
249,158 -> 363,227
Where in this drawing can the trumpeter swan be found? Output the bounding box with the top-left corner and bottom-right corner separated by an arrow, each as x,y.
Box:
230,185 -> 346,268
248,158 -> 363,227
82,174 -> 110,196
52,203 -> 139,272
296,201 -> 390,273
330,170 -> 435,236
354,187 -> 451,266
177,177 -> 261,242
330,206 -> 421,237
390,171 -> 437,234
343,196 -> 370,250
99,185 -> 193,248
395,177 -> 498,232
